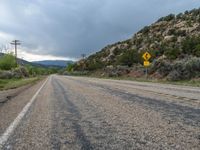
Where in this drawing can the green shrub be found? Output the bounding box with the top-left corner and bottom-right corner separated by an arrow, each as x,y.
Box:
139,26 -> 150,34
173,61 -> 191,79
150,59 -> 172,77
157,14 -> 175,22
116,49 -> 140,67
26,65 -> 54,76
168,29 -> 176,35
185,10 -> 189,15
186,20 -> 192,27
194,44 -> 200,56
185,57 -> 200,73
86,60 -> 104,71
66,63 -> 75,72
18,67 -> 29,77
0,70 -> 13,79
190,8 -> 200,16
167,70 -> 181,81
182,36 -> 200,56
164,47 -> 180,60
113,48 -> 122,55
167,57 -> 200,80
0,54 -> 17,70
13,67 -> 29,78
176,13 -> 183,19
175,30 -> 186,36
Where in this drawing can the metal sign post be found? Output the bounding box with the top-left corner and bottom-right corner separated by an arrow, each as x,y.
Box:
142,52 -> 151,79
146,67 -> 148,79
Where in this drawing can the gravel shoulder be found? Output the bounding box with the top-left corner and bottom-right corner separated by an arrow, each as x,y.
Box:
0,77 -> 43,103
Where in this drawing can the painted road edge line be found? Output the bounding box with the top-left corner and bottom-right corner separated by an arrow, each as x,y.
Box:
0,77 -> 49,148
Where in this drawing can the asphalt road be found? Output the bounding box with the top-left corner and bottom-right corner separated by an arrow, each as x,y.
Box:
0,75 -> 199,150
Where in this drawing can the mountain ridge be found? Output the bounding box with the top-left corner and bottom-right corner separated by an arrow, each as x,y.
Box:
0,53 -> 72,68
33,60 -> 73,67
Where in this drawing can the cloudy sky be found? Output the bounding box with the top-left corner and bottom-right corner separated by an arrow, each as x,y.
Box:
0,0 -> 199,61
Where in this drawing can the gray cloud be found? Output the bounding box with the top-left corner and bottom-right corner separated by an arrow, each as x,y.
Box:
0,0 -> 200,59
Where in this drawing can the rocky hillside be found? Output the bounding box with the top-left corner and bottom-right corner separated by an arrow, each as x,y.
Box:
73,8 -> 200,80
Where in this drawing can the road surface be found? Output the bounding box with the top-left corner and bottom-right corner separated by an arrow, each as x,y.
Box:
0,75 -> 199,149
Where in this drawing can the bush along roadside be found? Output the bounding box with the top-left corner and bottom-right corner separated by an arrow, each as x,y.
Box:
150,56 -> 200,81
0,53 -> 60,91
0,53 -> 29,79
0,66 -> 29,79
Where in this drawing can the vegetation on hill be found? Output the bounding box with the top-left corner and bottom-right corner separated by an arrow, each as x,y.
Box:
0,53 -> 17,70
69,8 -> 200,81
0,53 -> 60,80
0,53 -> 64,90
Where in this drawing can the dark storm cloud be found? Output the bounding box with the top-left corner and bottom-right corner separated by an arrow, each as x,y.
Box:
0,0 -> 200,59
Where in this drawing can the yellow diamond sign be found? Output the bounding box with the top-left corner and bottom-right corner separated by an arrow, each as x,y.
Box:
142,52 -> 151,61
144,60 -> 150,67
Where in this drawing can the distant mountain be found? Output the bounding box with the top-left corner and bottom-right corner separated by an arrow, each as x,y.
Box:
33,60 -> 73,67
1,52 -> 73,68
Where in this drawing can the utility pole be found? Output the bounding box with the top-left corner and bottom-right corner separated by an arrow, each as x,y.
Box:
0,45 -> 3,53
10,40 -> 21,66
4,44 -> 9,54
81,53 -> 86,60
81,54 -> 86,73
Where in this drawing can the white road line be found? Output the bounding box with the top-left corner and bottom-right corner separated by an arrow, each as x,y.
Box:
0,77 -> 49,148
